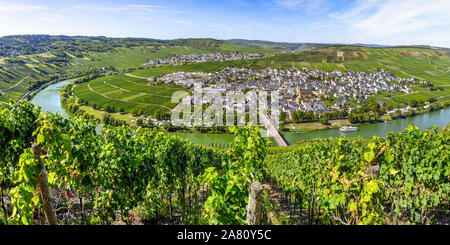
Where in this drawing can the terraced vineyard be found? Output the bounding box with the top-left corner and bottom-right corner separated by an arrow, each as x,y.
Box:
0,53 -> 65,103
0,36 -> 275,104
73,74 -> 189,115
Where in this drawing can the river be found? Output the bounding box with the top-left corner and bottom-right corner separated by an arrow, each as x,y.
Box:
30,79 -> 450,146
30,80 -> 72,118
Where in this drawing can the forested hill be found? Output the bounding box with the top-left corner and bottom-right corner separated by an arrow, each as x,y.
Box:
0,35 -> 229,57
1,35 -> 449,105
2,35 -> 448,58
0,35 -> 327,57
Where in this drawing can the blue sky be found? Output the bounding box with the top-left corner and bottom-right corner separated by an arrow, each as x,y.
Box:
0,0 -> 449,47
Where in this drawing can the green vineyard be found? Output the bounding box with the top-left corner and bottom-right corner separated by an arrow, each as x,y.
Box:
264,130 -> 449,224
0,102 -> 449,225
73,74 -> 188,115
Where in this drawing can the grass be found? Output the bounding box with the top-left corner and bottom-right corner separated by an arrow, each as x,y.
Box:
127,46 -> 449,109
218,43 -> 278,54
0,52 -> 75,101
392,92 -> 439,104
372,93 -> 402,108
70,46 -> 214,72
73,74 -> 188,115
286,119 -> 352,132
79,105 -> 141,125
130,46 -> 450,86
131,60 -> 253,78
2,43 -> 449,111
1,43 -> 266,102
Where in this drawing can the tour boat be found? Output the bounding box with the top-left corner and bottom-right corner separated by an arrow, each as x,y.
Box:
339,126 -> 359,132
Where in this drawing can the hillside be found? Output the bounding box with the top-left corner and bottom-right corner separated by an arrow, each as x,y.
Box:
1,35 -> 450,107
0,35 -> 271,103
58,44 -> 449,128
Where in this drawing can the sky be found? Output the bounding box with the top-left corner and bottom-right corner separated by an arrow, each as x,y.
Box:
0,0 -> 449,47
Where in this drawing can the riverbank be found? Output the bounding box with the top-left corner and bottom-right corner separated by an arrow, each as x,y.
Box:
165,107 -> 450,146
280,101 -> 449,134
26,77 -> 79,102
282,119 -> 352,132
30,79 -> 450,147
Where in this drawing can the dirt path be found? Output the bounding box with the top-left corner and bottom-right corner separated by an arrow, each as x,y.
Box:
103,81 -> 132,93
381,95 -> 396,102
125,78 -> 154,87
170,96 -> 190,113
3,75 -> 30,91
263,183 -> 309,225
125,73 -> 148,80
87,84 -> 172,110
122,93 -> 147,102
338,63 -> 347,71
378,62 -> 427,81
103,81 -> 172,98
390,91 -> 419,98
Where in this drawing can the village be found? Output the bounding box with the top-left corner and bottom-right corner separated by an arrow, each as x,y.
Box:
144,53 -> 268,66
159,67 -> 421,117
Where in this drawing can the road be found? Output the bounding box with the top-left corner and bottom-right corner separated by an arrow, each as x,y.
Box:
14,90 -> 32,104
259,111 -> 288,147
4,75 -> 30,91
125,73 -> 148,80
170,94 -> 191,113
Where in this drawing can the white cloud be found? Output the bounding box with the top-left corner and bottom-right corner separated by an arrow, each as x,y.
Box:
331,0 -> 450,40
0,3 -> 47,12
72,4 -> 162,13
171,19 -> 193,25
274,0 -> 305,8
273,0 -> 328,12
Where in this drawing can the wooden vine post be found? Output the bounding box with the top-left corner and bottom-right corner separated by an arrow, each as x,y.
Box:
246,181 -> 263,225
32,143 -> 58,225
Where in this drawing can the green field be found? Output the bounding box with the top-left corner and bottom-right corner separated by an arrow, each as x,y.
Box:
2,36 -> 450,112
0,53 -> 64,102
70,45 -> 450,121
0,37 -> 272,102
130,46 -> 450,86
68,46 -> 215,72
63,45 -> 450,123
73,74 -> 188,115
127,46 -> 450,109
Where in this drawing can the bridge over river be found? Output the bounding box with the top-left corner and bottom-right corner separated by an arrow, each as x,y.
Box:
259,111 -> 288,147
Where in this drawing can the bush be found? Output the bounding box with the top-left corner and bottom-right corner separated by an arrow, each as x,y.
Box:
319,116 -> 329,125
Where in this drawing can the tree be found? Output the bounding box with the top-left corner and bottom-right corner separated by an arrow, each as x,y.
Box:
162,122 -> 173,131
154,110 -> 167,120
131,108 -> 137,116
427,98 -> 437,103
279,111 -> 288,122
408,100 -> 420,108
147,120 -> 154,128
136,119 -> 143,126
102,114 -> 113,125
131,108 -> 142,116
319,116 -> 329,125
